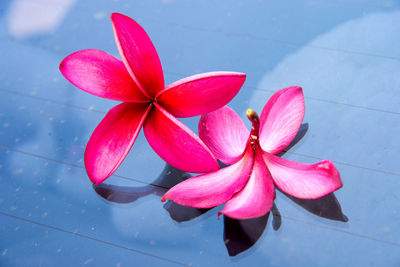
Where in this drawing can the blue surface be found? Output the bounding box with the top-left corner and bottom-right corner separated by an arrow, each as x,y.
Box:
1,0 -> 400,266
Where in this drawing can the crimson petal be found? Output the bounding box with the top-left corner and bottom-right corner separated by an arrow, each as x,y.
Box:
156,72 -> 246,117
162,146 -> 254,208
85,103 -> 151,184
59,49 -> 149,102
143,103 -> 219,173
219,148 -> 275,220
199,106 -> 249,165
111,13 -> 164,98
263,152 -> 342,199
259,86 -> 305,154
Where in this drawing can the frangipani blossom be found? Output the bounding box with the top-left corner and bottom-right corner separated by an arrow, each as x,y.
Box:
59,13 -> 246,184
162,86 -> 342,220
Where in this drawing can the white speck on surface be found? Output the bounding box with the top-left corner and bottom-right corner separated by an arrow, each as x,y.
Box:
42,212 -> 48,218
34,242 -> 39,247
93,12 -> 106,20
26,122 -> 32,127
15,187 -> 21,192
149,240 -> 156,245
3,123 -> 9,127
134,232 -> 139,238
1,249 -> 8,256
15,226 -> 20,231
15,138 -> 20,143
56,178 -> 61,184
84,258 -> 93,264
18,106 -> 25,110
13,168 -> 23,174
56,248 -> 62,253
91,226 -> 95,231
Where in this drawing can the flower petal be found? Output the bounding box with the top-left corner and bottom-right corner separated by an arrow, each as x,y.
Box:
156,72 -> 246,117
59,49 -> 149,102
199,106 -> 249,165
85,102 -> 151,184
161,146 -> 254,208
143,103 -> 219,173
259,86 -> 305,154
111,13 -> 164,98
219,149 -> 275,220
263,152 -> 342,199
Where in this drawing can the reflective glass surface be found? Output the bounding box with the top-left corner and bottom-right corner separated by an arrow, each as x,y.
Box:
1,1 -> 400,266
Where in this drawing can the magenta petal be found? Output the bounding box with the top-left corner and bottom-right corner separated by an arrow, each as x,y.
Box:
263,152 -> 342,199
143,103 -> 219,173
59,49 -> 149,102
220,149 -> 275,220
85,103 -> 151,184
199,106 -> 249,165
259,86 -> 305,154
162,146 -> 254,208
156,72 -> 246,117
111,13 -> 164,98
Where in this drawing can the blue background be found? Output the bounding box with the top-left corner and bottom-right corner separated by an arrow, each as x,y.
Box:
0,0 -> 399,266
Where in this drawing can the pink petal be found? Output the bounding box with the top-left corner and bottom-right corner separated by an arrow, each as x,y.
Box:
263,152 -> 342,199
259,86 -> 305,154
85,103 -> 151,184
59,49 -> 149,102
161,146 -> 254,208
199,106 -> 249,165
219,148 -> 275,220
111,13 -> 164,98
156,72 -> 246,117
143,103 -> 219,173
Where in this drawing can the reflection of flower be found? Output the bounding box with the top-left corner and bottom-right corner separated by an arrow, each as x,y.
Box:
59,13 -> 246,184
163,86 -> 343,220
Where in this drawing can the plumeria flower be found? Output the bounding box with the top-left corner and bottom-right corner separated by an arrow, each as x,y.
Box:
59,13 -> 246,184
162,86 -> 343,220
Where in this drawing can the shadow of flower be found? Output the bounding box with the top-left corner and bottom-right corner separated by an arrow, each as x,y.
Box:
92,123 -> 347,257
284,192 -> 348,222
93,163 -> 190,203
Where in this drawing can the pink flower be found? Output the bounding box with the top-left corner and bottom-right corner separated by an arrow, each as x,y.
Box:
162,86 -> 343,220
59,13 -> 246,184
